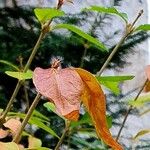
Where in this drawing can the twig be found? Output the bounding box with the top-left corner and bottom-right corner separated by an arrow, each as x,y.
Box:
97,10 -> 143,76
116,79 -> 148,141
13,93 -> 41,143
54,121 -> 70,150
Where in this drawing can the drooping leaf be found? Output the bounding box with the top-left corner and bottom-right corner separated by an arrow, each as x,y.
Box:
28,136 -> 42,149
34,8 -> 65,24
133,129 -> 150,140
5,70 -> 33,80
135,24 -> 150,31
84,6 -> 128,23
33,66 -> 83,121
0,60 -> 19,71
75,68 -> 123,150
0,142 -> 19,150
52,24 -> 108,51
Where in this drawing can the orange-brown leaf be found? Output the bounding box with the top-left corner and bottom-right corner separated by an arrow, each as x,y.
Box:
145,65 -> 150,81
33,67 -> 83,121
75,68 -> 123,150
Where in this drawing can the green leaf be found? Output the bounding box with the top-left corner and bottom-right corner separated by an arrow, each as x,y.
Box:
43,102 -> 65,120
135,24 -> 150,31
128,93 -> 150,107
84,6 -> 128,23
0,142 -> 19,150
29,117 -> 60,139
97,75 -> 134,95
0,60 -> 19,71
43,102 -> 56,112
5,70 -> 33,80
33,110 -> 49,121
133,129 -> 150,140
97,75 -> 134,82
34,8 -> 65,24
52,24 -> 108,51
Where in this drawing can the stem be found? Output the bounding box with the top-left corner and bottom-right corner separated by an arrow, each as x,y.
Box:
0,81 -> 22,126
13,93 -> 41,143
116,79 -> 148,141
80,46 -> 88,68
97,10 -> 143,76
54,121 -> 70,150
97,34 -> 128,76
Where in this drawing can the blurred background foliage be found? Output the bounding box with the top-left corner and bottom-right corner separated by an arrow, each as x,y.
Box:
0,0 -> 149,149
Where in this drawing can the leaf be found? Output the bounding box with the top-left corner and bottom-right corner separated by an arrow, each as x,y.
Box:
84,6 -> 128,23
33,65 -> 83,121
0,142 -> 19,150
5,70 -> 33,80
43,102 -> 56,113
97,75 -> 134,95
3,118 -> 21,137
52,24 -> 108,51
28,136 -> 42,149
128,93 -> 150,107
34,8 -> 65,24
135,24 -> 150,31
75,68 -> 123,150
100,81 -> 120,95
97,75 -> 134,82
29,117 -> 60,139
0,60 -> 19,71
133,129 -> 150,140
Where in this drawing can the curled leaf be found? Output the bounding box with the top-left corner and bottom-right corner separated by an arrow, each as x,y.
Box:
33,66 -> 83,121
75,68 -> 123,150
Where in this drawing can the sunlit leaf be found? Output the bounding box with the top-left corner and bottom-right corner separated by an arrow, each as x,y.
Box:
84,6 -> 128,23
43,102 -> 56,113
133,129 -> 150,140
135,24 -> 150,31
0,142 -> 19,150
34,8 -> 65,24
0,60 -> 19,71
75,68 -> 123,150
5,70 -> 33,80
52,24 -> 108,51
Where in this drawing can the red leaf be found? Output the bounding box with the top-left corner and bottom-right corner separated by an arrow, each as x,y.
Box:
75,68 -> 123,150
33,67 -> 83,121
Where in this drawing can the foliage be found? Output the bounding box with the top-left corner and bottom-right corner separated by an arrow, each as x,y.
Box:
0,0 -> 150,149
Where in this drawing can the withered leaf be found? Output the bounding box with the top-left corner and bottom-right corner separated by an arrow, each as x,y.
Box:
75,68 -> 123,150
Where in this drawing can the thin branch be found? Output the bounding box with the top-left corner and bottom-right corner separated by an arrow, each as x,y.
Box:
54,121 -> 70,150
13,93 -> 41,143
116,79 -> 148,141
96,10 -> 143,76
